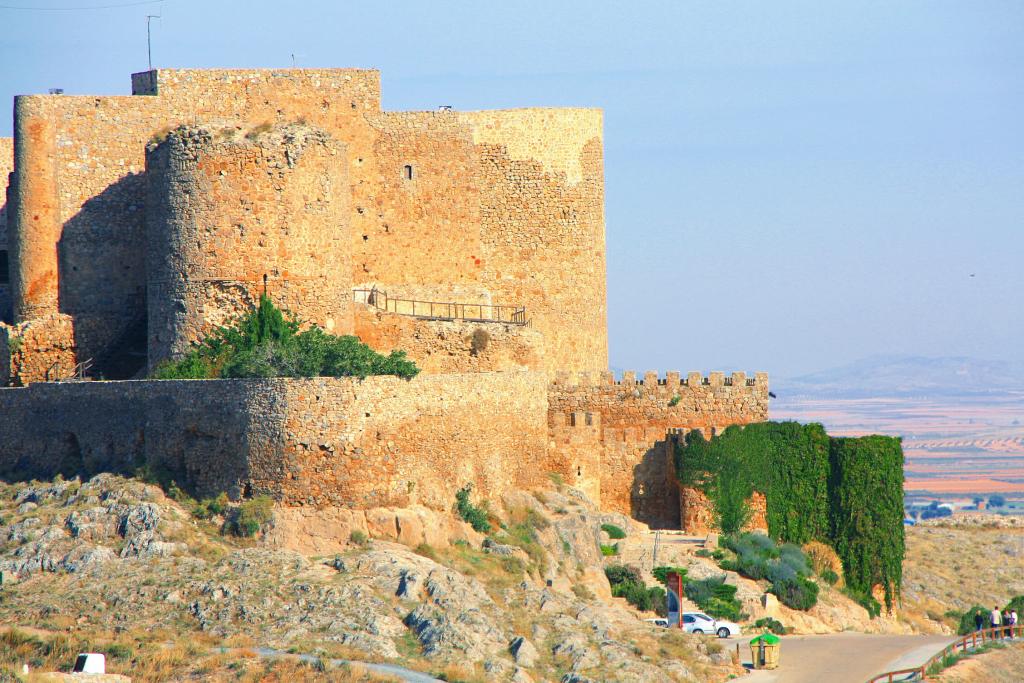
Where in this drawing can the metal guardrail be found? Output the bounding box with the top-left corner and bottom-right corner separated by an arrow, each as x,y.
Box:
45,357 -> 93,382
353,288 -> 529,326
866,625 -> 1023,682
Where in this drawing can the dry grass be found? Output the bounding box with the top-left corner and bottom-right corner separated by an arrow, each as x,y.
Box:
803,540 -> 845,587
933,642 -> 1024,683
245,121 -> 274,140
898,525 -> 1024,633
0,628 -> 401,683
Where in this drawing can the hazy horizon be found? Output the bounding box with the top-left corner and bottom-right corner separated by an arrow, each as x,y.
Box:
2,1 -> 1021,377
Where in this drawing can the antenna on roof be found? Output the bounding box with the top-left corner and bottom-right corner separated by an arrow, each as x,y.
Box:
146,14 -> 161,71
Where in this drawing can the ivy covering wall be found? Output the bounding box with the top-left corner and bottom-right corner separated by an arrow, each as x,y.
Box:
828,435 -> 905,610
675,422 -> 905,609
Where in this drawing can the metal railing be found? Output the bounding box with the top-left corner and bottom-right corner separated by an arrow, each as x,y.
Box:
353,289 -> 529,326
866,625 -> 1023,682
45,357 -> 93,382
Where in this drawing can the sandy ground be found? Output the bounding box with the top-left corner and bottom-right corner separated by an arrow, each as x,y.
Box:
724,632 -> 954,683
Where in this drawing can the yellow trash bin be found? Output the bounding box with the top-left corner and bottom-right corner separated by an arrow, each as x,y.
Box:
749,633 -> 781,670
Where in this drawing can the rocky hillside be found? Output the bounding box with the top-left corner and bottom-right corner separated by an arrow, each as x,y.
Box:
0,475 -> 739,682
900,522 -> 1024,634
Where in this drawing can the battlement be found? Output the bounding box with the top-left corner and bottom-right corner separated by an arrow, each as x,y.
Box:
551,369 -> 768,390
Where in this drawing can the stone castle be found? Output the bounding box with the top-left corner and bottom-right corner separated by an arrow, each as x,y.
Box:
0,69 -> 768,530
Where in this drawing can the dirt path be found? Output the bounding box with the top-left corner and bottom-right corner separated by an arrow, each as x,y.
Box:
725,632 -> 954,683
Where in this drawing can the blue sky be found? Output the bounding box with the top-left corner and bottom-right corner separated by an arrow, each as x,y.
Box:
1,1 -> 1021,377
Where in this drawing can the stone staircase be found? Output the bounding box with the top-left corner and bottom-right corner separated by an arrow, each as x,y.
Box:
612,528 -> 705,612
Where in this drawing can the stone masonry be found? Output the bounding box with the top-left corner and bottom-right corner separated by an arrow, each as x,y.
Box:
0,68 -> 769,532
2,69 -> 605,380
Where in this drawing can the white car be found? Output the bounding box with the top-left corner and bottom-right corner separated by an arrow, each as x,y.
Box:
680,612 -> 741,638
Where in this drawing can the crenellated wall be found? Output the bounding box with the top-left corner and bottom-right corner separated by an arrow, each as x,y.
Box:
0,367 -> 768,527
547,370 -> 769,527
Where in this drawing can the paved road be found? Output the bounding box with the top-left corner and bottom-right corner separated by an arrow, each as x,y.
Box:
724,632 -> 954,683
254,647 -> 442,682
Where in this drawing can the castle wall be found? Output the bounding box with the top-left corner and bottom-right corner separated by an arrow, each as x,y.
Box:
352,304 -> 544,374
5,70 -> 381,381
268,372 -> 549,509
0,137 -> 13,323
547,410 -> 603,505
679,487 -> 768,536
145,124 -> 352,365
465,110 -> 608,375
0,313 -> 76,386
0,378 -> 268,495
0,372 -> 550,508
352,112 -> 484,299
548,370 -> 769,527
4,70 -> 607,382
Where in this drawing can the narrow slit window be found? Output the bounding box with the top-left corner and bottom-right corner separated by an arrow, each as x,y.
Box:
403,164 -> 413,180
0,250 -> 8,285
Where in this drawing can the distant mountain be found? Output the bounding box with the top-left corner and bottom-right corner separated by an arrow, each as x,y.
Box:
775,355 -> 1024,398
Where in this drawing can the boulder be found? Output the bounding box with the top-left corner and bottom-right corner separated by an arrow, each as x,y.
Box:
509,636 -> 539,667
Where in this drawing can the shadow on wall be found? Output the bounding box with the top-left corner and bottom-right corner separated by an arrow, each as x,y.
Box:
56,172 -> 148,379
630,438 -> 682,530
0,428 -> 139,484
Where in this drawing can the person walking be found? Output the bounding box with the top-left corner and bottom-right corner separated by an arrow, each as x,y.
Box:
990,605 -> 1002,635
974,610 -> 985,631
1011,608 -> 1018,639
1004,608 -> 1013,638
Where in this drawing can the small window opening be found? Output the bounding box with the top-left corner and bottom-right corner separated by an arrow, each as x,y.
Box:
403,164 -> 413,181
577,466 -> 582,477
0,250 -> 8,285
568,413 -> 576,427
585,412 -> 593,426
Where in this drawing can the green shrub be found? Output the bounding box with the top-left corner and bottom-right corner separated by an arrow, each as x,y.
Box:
228,495 -> 274,537
601,523 -> 627,539
652,566 -> 688,585
684,576 -> 743,622
192,492 -> 229,520
600,543 -> 620,556
957,606 -> 990,635
771,576 -> 819,611
668,395 -> 682,407
604,564 -> 666,614
455,484 -> 491,533
722,532 -> 817,610
605,564 -> 642,586
820,568 -> 839,585
695,549 -> 713,558
152,294 -> 419,380
753,617 -> 787,635
349,529 -> 369,546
